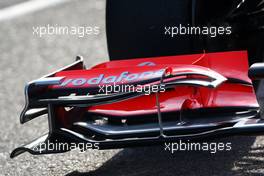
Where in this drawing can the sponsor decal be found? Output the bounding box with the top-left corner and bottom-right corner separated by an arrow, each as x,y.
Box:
59,69 -> 164,87
137,62 -> 156,66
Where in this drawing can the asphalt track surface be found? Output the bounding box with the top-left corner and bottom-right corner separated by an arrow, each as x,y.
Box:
0,0 -> 27,8
0,0 -> 264,175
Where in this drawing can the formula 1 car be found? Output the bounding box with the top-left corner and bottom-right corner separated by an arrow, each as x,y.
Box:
11,0 -> 264,158
10,50 -> 264,158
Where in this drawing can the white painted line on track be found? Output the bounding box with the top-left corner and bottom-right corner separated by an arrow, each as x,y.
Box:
0,0 -> 71,22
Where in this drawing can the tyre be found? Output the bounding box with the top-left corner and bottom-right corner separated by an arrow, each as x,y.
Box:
106,0 -> 264,62
106,0 -> 202,60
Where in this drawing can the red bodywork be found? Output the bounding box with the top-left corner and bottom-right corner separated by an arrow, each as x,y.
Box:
11,50 -> 264,159
53,50 -> 258,118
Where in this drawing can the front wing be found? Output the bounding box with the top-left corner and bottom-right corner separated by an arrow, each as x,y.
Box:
10,54 -> 264,158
